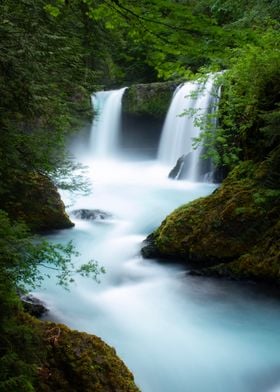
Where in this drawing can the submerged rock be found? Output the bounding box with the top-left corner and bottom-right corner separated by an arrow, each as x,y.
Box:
71,209 -> 113,221
142,161 -> 280,285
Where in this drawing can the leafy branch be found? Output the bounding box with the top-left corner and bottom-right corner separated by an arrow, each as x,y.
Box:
0,211 -> 105,291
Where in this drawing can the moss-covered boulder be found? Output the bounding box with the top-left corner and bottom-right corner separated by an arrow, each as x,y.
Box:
142,161 -> 280,284
13,313 -> 139,392
3,172 -> 74,232
122,81 -> 177,119
35,321 -> 140,392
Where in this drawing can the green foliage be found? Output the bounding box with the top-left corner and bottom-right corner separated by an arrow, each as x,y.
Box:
86,0 -> 227,79
0,210 -> 104,291
0,209 -> 104,390
0,2 -> 115,388
82,0 -> 280,81
260,104 -> 280,146
219,31 -> 280,163
50,159 -> 91,194
0,0 -> 96,206
190,29 -> 280,170
263,146 -> 280,188
0,353 -> 35,391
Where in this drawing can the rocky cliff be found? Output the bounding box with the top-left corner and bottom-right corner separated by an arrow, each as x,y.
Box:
123,81 -> 177,119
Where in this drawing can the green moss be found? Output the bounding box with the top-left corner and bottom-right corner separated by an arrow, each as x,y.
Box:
122,82 -> 176,119
68,86 -> 93,128
36,321 -> 140,392
148,161 -> 280,283
14,314 -> 139,392
208,220 -> 280,284
3,173 -> 74,232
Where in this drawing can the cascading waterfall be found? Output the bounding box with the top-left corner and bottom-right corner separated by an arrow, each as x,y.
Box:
90,87 -> 127,158
158,74 -> 220,181
202,82 -> 222,182
37,77 -> 280,392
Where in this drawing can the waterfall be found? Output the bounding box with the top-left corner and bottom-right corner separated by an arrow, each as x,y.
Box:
158,74 -> 220,181
90,87 -> 126,158
38,78 -> 280,392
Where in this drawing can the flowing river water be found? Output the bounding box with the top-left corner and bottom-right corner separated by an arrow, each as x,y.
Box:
35,86 -> 280,392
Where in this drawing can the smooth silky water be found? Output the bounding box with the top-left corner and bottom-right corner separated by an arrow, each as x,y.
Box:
35,87 -> 280,392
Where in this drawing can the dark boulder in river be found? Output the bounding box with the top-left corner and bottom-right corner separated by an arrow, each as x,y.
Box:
168,153 -> 217,182
21,294 -> 48,318
71,209 -> 113,221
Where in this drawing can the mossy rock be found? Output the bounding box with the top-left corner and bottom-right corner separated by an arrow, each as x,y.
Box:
15,314 -> 139,392
68,85 -> 93,127
122,81 -> 177,119
208,220 -> 280,284
143,161 -> 280,284
35,321 -> 140,392
3,172 -> 74,232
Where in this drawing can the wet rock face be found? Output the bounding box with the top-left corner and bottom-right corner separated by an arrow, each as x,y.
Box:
141,233 -> 161,259
71,209 -> 113,221
122,81 -> 177,119
21,295 -> 48,318
121,81 -> 178,159
168,153 -> 227,182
